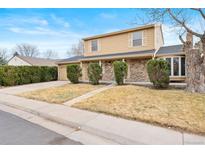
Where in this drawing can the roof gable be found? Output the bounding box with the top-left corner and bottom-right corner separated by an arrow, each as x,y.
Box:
83,24 -> 157,41
15,55 -> 57,66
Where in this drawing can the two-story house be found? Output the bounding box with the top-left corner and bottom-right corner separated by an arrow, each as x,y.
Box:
57,24 -> 186,83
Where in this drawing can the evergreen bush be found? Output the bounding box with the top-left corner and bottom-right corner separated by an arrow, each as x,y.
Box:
113,61 -> 128,85
147,59 -> 170,88
67,64 -> 82,83
0,66 -> 57,86
88,63 -> 102,85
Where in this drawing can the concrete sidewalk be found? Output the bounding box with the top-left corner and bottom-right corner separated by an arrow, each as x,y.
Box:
0,81 -> 204,145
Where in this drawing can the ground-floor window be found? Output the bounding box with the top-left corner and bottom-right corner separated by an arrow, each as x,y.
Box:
163,56 -> 185,77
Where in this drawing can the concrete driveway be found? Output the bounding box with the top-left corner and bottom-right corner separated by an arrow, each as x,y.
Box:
0,81 -> 68,95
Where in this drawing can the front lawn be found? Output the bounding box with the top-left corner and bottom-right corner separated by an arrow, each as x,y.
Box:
73,85 -> 205,135
19,83 -> 104,104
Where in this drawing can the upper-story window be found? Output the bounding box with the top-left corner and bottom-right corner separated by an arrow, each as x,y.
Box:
91,40 -> 98,52
132,31 -> 143,47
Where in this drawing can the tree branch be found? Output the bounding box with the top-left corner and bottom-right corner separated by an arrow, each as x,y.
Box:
167,8 -> 203,38
191,8 -> 205,20
179,35 -> 185,44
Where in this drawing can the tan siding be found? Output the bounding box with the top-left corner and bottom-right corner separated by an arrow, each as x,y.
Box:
84,28 -> 155,56
58,65 -> 68,81
82,62 -> 89,81
154,25 -> 164,50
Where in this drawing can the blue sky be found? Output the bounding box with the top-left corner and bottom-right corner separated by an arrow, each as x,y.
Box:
0,8 -> 203,58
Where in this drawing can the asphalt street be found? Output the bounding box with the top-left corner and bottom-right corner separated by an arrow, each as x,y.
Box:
0,110 -> 81,145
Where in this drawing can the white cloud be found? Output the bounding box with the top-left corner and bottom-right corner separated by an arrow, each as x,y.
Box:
104,28 -> 120,33
4,26 -> 88,58
162,24 -> 183,45
29,18 -> 48,26
0,16 -> 48,27
0,38 -> 83,59
162,17 -> 205,45
50,14 -> 70,28
99,13 -> 117,19
8,26 -> 82,38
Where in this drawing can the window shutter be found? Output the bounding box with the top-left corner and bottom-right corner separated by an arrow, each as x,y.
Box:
128,33 -> 132,47
98,39 -> 100,51
142,31 -> 146,46
89,40 -> 91,52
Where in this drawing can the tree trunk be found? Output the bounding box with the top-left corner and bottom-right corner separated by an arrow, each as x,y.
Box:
185,37 -> 205,93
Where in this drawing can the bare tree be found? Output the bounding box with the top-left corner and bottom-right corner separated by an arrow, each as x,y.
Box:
135,8 -> 205,93
43,50 -> 58,59
13,43 -> 40,57
67,40 -> 84,56
0,48 -> 8,65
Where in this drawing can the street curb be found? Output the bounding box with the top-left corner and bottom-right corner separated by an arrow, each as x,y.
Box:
0,100 -> 140,144
0,100 -> 81,128
82,125 -> 143,144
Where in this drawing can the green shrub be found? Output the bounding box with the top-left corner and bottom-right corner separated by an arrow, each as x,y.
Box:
16,66 -> 31,85
67,64 -> 82,83
48,67 -> 58,81
0,66 -> 57,86
0,66 -> 19,86
88,63 -> 102,85
113,61 -> 128,85
147,59 -> 170,88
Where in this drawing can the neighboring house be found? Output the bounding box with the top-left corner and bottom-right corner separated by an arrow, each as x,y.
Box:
57,24 -> 185,82
8,54 -> 57,67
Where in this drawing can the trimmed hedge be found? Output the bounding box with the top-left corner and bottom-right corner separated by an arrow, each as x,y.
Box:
88,63 -> 102,85
113,61 -> 128,85
67,64 -> 82,84
147,59 -> 170,88
0,66 -> 57,86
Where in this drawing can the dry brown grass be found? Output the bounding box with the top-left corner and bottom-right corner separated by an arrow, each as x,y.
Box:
73,85 -> 205,135
19,83 -> 104,104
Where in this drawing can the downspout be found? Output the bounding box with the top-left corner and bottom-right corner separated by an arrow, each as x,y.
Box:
153,47 -> 160,59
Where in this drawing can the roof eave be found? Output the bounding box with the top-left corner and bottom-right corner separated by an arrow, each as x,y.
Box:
83,24 -> 156,41
57,60 -> 81,65
156,52 -> 185,57
80,53 -> 153,62
56,54 -> 154,65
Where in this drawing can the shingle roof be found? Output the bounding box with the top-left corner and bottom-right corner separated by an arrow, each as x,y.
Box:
57,44 -> 184,64
57,55 -> 84,64
17,55 -> 57,66
57,50 -> 155,64
81,49 -> 154,60
156,44 -> 184,55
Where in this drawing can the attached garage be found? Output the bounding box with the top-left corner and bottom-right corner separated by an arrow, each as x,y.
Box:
57,56 -> 83,81
58,64 -> 68,81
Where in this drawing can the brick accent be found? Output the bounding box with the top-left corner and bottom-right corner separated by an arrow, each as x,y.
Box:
64,59 -> 150,82
126,59 -> 150,82
102,61 -> 114,81
82,62 -> 89,81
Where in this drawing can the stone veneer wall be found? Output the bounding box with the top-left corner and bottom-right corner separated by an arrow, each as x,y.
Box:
82,62 -> 89,81
126,59 -> 150,82
80,59 -> 150,82
102,61 -> 115,81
